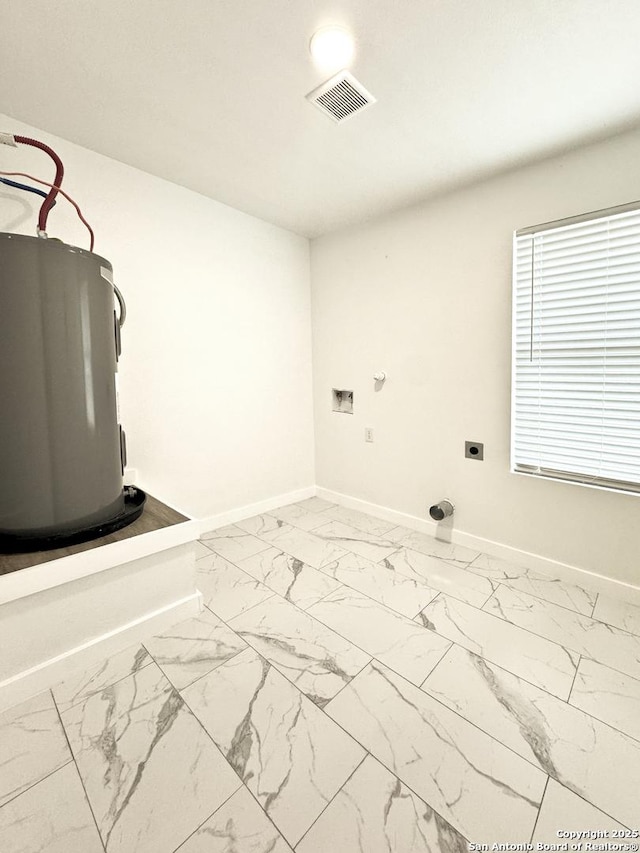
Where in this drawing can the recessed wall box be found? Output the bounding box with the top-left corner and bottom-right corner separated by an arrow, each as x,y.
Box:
465,441 -> 484,460
332,389 -> 353,414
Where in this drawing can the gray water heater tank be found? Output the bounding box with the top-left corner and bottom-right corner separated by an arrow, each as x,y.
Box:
0,233 -> 128,542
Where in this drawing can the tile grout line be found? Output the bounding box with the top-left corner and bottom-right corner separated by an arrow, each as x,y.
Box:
177,665 -> 298,850
292,752 -> 369,850
384,548 -> 607,620
200,560 -> 640,752
272,650 -> 632,840
204,532 -> 483,622
145,583 -> 640,842
168,784 -> 242,853
477,590 -> 640,681
435,584 -> 640,685
528,775 -> 550,843
203,504 -> 624,626
482,583 -> 640,639
277,644 -> 551,789
202,519 -> 606,625
320,656 -> 374,711
414,591 -> 584,701
155,639 -> 250,694
181,642 -> 634,836
203,592 -> 277,625
235,514 -> 405,574
311,565 -> 443,621
234,652 -> 474,846
198,505 -> 639,706
565,654 -> 582,705
217,566 -> 591,735
551,779 -> 632,830
480,586 -> 497,612
0,757 -> 74,812
51,691 -> 108,853
164,565 -> 640,752
52,655 -> 156,715
198,508 -> 639,831
204,555 -> 454,689
199,540 -> 640,748
430,642 -> 640,751
299,581 -> 347,611
418,632 -> 453,689
420,597 -> 640,733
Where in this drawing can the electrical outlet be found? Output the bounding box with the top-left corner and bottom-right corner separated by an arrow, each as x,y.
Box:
365,427 -> 374,442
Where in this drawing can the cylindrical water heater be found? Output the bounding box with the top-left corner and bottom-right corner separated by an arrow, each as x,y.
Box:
0,233 -> 143,550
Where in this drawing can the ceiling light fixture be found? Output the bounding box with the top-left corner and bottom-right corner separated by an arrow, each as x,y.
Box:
309,26 -> 354,72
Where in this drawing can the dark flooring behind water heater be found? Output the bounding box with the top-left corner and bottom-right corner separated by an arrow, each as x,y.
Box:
0,494 -> 188,576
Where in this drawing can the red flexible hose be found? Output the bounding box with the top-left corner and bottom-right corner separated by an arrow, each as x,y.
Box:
13,135 -> 64,233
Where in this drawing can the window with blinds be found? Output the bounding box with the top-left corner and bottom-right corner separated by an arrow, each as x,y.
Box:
512,203 -> 640,494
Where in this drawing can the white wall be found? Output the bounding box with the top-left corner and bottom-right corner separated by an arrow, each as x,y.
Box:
0,114 -> 315,519
311,127 -> 640,586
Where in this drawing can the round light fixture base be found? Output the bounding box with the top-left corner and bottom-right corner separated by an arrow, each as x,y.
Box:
309,26 -> 354,72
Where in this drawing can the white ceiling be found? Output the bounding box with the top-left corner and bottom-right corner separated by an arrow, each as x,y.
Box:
1,0 -> 640,238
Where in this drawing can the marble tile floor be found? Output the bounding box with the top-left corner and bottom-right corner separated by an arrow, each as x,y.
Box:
2,497 -> 640,852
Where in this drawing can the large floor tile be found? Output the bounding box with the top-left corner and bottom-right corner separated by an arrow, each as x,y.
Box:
182,648 -> 365,847
312,520 -> 400,562
309,587 -> 451,686
593,594 -> 640,636
325,661 -> 545,843
176,786 -> 292,853
237,546 -> 341,609
193,540 -> 214,559
467,553 -> 597,615
569,657 -> 640,742
252,522 -> 349,569
296,755 -> 468,853
532,779 -> 627,842
200,523 -> 271,562
382,548 -> 493,607
267,503 -> 332,531
229,596 -> 370,705
62,661 -> 240,853
143,607 -> 247,690
52,644 -> 150,713
319,504 -> 397,537
417,594 -> 578,699
0,763 -> 104,853
234,514 -> 285,537
196,552 -> 274,620
320,551 -> 439,618
385,528 -> 479,567
422,644 -> 640,828
484,586 -> 640,680
0,691 -> 70,808
294,497 -> 336,513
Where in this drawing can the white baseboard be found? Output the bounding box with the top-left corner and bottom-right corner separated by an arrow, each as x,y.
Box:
198,485 -> 316,536
0,592 -> 202,713
316,486 -> 640,602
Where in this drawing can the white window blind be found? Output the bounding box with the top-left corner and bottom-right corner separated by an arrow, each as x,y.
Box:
512,204 -> 640,494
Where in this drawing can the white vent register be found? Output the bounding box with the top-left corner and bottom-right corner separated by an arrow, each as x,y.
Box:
306,71 -> 376,123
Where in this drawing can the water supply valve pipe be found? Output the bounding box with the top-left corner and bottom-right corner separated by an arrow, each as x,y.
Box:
429,499 -> 454,521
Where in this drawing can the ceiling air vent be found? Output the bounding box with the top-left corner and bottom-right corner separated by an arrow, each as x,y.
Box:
306,70 -> 376,124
